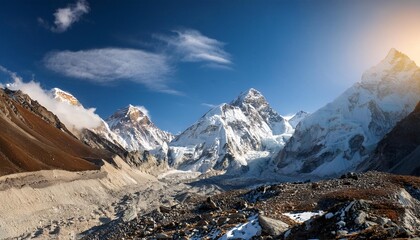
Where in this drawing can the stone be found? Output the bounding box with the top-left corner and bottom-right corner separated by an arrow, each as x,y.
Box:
258,215 -> 289,236
354,211 -> 367,225
159,205 -> 171,213
156,233 -> 171,239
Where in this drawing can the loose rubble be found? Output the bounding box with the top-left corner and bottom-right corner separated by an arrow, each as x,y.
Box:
81,171 -> 420,239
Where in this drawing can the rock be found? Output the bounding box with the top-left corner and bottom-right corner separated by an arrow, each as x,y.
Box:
122,204 -> 137,222
354,211 -> 367,225
156,233 -> 171,239
230,213 -> 246,220
324,212 -> 334,219
337,230 -> 348,236
337,220 -> 346,228
258,215 -> 289,236
217,216 -> 228,225
159,205 -> 171,213
377,217 -> 391,226
340,172 -> 359,180
196,219 -> 209,227
206,197 -> 219,210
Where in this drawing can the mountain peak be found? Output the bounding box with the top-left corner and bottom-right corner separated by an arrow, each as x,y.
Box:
384,48 -> 411,64
362,48 -> 418,83
108,105 -> 150,124
231,88 -> 266,107
50,87 -> 81,106
241,88 -> 263,99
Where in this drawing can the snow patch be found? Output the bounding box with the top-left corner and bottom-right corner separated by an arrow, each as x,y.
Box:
283,211 -> 325,223
219,215 -> 261,240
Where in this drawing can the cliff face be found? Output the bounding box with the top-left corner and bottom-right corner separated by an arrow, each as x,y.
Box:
358,102 -> 420,176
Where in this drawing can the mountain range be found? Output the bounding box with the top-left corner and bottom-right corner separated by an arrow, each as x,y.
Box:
0,48 -> 419,178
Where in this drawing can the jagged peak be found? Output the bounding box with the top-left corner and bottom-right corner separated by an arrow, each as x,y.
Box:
231,88 -> 266,107
362,48 -> 418,83
383,48 -> 413,64
108,104 -> 150,124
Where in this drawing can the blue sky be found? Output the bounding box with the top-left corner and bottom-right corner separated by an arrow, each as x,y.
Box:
1,0 -> 420,133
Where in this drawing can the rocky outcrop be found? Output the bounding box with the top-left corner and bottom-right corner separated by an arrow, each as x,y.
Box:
358,102 -> 420,176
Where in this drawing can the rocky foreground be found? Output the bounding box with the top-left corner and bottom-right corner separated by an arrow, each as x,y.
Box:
81,171 -> 420,239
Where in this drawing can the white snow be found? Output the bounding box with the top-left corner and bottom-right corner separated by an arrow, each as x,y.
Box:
276,49 -> 420,176
283,211 -> 325,223
219,215 -> 261,240
169,89 -> 299,173
106,105 -> 173,151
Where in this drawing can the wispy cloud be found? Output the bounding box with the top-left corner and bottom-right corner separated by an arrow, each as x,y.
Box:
157,29 -> 232,68
0,65 -> 102,130
0,65 -> 21,83
41,28 -> 231,95
43,48 -> 180,94
201,103 -> 217,108
38,0 -> 90,33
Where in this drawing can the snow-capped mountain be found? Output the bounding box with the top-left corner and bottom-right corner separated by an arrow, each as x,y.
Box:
169,88 -> 296,173
274,48 -> 420,176
51,87 -> 126,148
107,105 -> 174,152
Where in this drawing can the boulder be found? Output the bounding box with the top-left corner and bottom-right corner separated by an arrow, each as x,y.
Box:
258,215 -> 289,236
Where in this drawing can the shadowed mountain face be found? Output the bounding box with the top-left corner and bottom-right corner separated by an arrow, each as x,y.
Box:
0,88 -> 107,176
358,102 -> 420,176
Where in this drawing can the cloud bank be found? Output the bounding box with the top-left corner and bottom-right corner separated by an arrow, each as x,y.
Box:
157,29 -> 232,68
44,48 -> 178,94
1,65 -> 102,130
39,0 -> 90,33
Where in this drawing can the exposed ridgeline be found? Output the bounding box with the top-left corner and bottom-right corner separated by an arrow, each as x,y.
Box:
274,48 -> 420,176
0,88 -> 107,176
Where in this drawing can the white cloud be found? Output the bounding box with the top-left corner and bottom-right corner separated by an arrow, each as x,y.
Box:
157,29 -> 232,68
39,0 -> 90,33
0,65 -> 22,83
44,48 -> 180,94
201,103 -> 217,108
1,65 -> 102,130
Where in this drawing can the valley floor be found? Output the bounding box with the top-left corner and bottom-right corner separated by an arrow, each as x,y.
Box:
0,160 -> 419,240
0,157 -> 220,239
